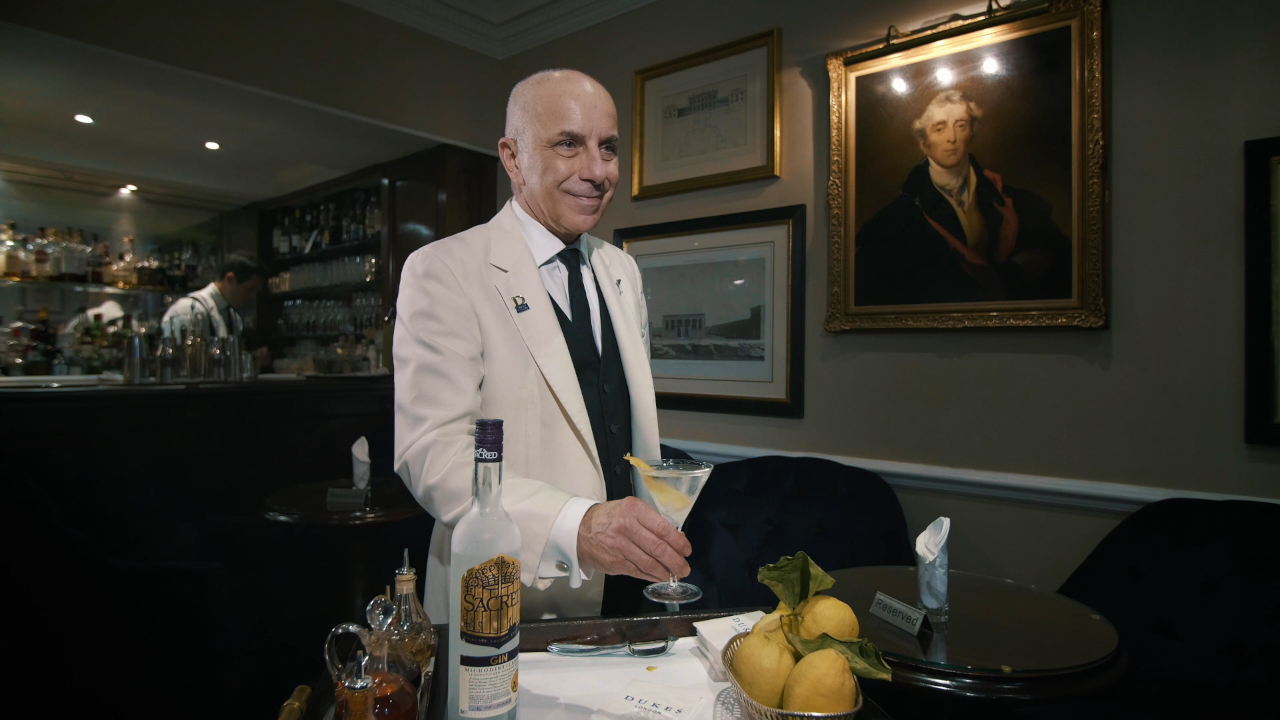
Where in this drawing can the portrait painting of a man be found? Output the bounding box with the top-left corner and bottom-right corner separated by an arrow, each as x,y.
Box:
827,1 -> 1105,329
854,89 -> 1072,306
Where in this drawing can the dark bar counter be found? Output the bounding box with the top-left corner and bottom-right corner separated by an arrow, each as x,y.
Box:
7,376 -> 434,717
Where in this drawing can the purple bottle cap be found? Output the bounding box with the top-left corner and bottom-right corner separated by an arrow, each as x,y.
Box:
474,419 -> 503,462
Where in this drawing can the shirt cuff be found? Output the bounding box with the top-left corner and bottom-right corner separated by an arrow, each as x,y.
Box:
536,496 -> 599,588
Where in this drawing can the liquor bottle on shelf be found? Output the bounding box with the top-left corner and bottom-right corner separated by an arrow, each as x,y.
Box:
1,222 -> 24,280
27,227 -> 51,280
87,234 -> 108,284
273,213 -> 287,258
448,419 -> 520,720
354,193 -> 369,242
365,191 -> 382,238
290,209 -> 303,255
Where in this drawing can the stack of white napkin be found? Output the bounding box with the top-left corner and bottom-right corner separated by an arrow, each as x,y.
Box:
690,611 -> 764,681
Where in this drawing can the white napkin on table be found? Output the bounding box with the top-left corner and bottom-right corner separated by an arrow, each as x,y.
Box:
591,681 -> 707,720
351,436 -> 371,489
915,516 -> 950,610
691,610 -> 764,681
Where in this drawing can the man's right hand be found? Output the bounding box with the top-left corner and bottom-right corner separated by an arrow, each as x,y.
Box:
577,497 -> 692,582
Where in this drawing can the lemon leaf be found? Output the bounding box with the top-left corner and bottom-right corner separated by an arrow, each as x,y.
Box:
757,552 -> 836,609
784,631 -> 893,681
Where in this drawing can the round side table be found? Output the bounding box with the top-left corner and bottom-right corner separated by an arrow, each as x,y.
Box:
828,566 -> 1122,702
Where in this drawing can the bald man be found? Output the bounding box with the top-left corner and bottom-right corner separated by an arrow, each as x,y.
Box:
394,69 -> 690,620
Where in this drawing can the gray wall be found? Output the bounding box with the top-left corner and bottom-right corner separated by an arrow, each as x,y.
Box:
501,0 -> 1280,587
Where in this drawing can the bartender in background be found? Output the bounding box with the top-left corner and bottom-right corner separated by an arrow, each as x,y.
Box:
161,252 -> 270,367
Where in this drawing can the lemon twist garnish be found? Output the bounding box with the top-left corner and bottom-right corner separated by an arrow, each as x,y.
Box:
623,453 -> 654,474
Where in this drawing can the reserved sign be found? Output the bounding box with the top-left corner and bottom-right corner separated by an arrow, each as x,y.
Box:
869,591 -> 928,636
326,487 -> 368,511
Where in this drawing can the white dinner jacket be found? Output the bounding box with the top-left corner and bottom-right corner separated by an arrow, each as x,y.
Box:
394,200 -> 661,621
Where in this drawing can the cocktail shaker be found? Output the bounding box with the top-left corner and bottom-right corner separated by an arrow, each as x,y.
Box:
186,332 -> 205,380
123,334 -> 144,384
207,336 -> 225,382
224,335 -> 242,382
156,336 -> 177,383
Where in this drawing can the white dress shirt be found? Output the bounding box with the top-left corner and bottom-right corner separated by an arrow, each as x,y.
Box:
512,200 -> 603,587
161,282 -> 241,339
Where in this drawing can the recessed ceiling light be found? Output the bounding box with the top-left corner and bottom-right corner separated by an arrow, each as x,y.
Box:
935,68 -> 954,84
74,114 -> 94,124
982,57 -> 1000,74
891,77 -> 908,94
205,141 -> 221,150
125,184 -> 138,191
118,187 -> 133,194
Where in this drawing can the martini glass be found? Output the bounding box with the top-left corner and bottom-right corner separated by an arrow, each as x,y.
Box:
631,458 -> 714,604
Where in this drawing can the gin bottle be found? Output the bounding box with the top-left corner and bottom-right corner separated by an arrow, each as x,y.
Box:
448,419 -> 521,719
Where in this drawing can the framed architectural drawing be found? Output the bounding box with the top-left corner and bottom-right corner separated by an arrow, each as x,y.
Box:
632,29 -> 780,200
825,0 -> 1105,330
1245,135 -> 1280,445
615,205 -> 804,417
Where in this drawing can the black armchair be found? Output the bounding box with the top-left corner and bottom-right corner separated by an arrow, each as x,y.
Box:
1023,498 -> 1280,717
680,455 -> 913,610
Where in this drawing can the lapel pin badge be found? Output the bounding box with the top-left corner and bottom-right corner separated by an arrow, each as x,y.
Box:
512,295 -> 530,313
616,278 -> 622,294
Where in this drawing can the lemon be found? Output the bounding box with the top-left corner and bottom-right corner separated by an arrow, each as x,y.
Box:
782,648 -> 858,713
793,595 -> 860,640
751,601 -> 792,634
731,631 -> 796,709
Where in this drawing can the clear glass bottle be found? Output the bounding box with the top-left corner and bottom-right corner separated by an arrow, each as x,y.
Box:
391,550 -> 436,718
448,419 -> 521,720
0,222 -> 25,280
343,652 -> 379,720
27,227 -> 51,280
365,192 -> 382,237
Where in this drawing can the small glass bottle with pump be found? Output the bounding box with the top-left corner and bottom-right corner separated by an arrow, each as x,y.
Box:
390,550 -> 436,717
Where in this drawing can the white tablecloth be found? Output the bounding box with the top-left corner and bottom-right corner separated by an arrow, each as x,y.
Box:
517,637 -> 743,719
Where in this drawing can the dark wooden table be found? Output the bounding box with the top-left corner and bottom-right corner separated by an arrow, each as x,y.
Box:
299,610 -> 898,719
264,476 -> 426,622
827,566 -> 1123,703
264,476 -> 424,525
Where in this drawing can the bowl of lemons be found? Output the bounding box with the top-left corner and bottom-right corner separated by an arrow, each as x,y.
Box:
722,554 -> 892,719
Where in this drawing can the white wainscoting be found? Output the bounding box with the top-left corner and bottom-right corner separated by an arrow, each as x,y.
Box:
662,438 -> 1278,514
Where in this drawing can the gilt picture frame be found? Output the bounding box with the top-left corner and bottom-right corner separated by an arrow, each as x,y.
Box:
614,205 -> 805,417
631,29 -> 780,200
1245,135 -> 1280,446
825,0 -> 1105,330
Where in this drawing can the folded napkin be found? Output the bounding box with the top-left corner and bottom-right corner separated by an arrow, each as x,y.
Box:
915,516 -> 951,611
351,436 -> 371,490
691,611 -> 764,681
591,680 -> 707,720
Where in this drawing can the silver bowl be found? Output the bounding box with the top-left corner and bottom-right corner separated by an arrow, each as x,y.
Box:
721,632 -> 864,720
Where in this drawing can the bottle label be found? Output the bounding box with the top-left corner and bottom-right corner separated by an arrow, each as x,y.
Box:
459,649 -> 518,717
459,554 -> 521,648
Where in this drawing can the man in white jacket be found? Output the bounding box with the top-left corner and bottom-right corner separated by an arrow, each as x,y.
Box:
394,69 -> 691,620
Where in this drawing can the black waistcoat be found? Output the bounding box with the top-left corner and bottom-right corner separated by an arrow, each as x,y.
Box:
550,283 -> 633,502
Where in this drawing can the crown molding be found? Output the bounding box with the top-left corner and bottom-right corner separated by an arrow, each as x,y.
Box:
341,0 -> 657,59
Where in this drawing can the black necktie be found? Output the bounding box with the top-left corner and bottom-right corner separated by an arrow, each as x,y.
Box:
556,247 -> 594,351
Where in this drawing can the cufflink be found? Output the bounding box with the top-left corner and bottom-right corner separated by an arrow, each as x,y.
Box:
555,560 -> 569,573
